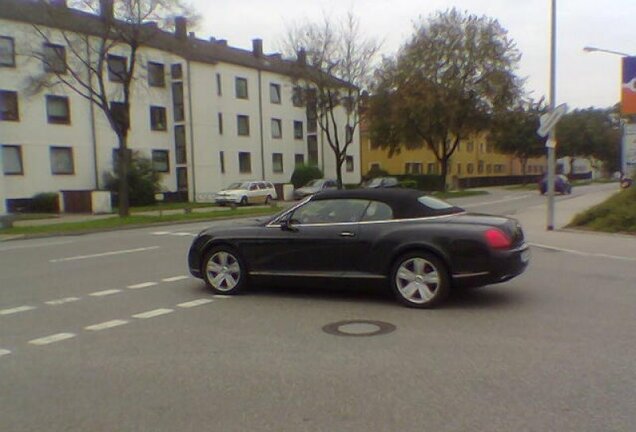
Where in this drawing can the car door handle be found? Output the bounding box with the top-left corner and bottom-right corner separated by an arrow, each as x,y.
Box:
339,231 -> 356,237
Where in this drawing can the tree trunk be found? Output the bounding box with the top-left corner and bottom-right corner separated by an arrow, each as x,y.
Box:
117,134 -> 130,217
521,158 -> 528,185
440,158 -> 448,192
336,153 -> 344,190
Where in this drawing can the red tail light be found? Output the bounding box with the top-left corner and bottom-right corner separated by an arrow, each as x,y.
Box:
484,228 -> 512,249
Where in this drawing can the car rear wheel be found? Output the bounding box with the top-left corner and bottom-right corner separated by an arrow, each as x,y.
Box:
265,195 -> 272,205
202,247 -> 247,295
390,252 -> 450,308
240,196 -> 248,206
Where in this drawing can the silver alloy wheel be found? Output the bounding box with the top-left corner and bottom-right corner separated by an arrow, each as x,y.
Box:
205,251 -> 241,292
395,257 -> 440,304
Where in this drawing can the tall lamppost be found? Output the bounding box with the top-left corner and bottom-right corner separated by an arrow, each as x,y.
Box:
546,0 -> 557,231
583,46 -> 635,177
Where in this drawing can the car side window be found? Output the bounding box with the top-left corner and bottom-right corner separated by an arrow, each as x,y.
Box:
290,199 -> 369,224
257,182 -> 267,189
249,183 -> 258,191
361,201 -> 393,222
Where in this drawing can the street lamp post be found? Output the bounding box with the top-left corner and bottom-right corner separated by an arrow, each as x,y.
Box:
547,0 -> 557,231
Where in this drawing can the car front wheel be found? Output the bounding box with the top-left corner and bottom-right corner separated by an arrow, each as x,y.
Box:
202,247 -> 247,295
390,252 -> 450,308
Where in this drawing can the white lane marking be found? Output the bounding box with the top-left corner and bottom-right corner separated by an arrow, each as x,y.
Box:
0,305 -> 36,316
0,349 -> 11,357
127,282 -> 158,289
132,308 -> 173,319
45,297 -> 81,306
29,333 -> 76,346
162,275 -> 190,282
461,194 -> 531,208
50,246 -> 160,263
89,289 -> 122,297
85,320 -> 129,331
0,240 -> 75,252
529,243 -> 636,262
177,299 -> 214,308
152,231 -> 171,235
212,295 -> 233,299
174,232 -> 196,237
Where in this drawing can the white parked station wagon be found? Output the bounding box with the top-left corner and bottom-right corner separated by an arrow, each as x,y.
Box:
214,181 -> 278,206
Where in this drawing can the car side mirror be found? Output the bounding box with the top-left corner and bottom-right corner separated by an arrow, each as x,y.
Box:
280,218 -> 298,232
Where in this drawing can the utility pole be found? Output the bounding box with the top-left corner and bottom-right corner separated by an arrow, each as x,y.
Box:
547,0 -> 557,230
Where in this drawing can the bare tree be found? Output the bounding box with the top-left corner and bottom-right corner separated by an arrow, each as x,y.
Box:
25,0 -> 196,216
282,12 -> 380,189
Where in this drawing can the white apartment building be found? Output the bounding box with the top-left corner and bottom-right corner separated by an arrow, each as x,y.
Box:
0,0 -> 361,212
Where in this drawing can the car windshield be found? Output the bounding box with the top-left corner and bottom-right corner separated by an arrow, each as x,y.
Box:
225,182 -> 248,190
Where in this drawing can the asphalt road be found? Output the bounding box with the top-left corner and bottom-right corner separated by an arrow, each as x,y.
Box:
1,184 -> 635,432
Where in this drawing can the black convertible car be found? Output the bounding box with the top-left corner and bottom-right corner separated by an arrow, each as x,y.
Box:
188,189 -> 530,308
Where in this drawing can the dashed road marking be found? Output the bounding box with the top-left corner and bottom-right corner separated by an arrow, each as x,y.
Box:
152,231 -> 196,237
151,231 -> 171,235
29,333 -> 76,346
174,232 -> 196,237
162,275 -> 190,282
0,349 -> 11,357
127,282 -> 158,289
132,308 -> 174,319
50,246 -> 160,263
212,295 -> 233,299
85,320 -> 129,331
0,305 -> 36,316
177,299 -> 214,308
45,297 -> 81,306
89,289 -> 122,297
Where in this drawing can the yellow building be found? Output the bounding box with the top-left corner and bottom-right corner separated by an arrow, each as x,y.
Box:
360,126 -> 546,186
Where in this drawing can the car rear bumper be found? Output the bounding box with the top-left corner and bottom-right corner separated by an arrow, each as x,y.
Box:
452,243 -> 530,288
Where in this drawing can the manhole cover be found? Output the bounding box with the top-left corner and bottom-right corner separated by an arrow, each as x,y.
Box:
322,320 -> 396,337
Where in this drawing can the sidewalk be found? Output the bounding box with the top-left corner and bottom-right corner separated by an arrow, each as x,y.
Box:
515,185 -> 635,260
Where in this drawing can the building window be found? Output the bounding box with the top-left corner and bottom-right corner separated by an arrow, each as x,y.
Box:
295,154 -> 304,166
46,95 -> 70,124
219,151 -> 225,173
152,150 -> 169,172
109,102 -> 128,132
346,155 -> 354,172
176,167 -> 188,190
478,160 -> 484,174
495,164 -> 504,174
43,43 -> 66,73
171,63 -> 182,79
292,86 -> 304,107
486,164 -> 492,174
235,77 -> 248,99
174,125 -> 186,164
218,112 -> 223,135
427,163 -> 436,174
216,73 -> 222,96
107,54 -> 127,82
147,62 -> 165,87
467,142 -> 474,152
272,153 -> 283,173
0,36 -> 15,67
2,145 -> 23,175
50,146 -> 74,175
0,90 -> 19,121
345,125 -> 354,143
270,83 -> 281,104
271,118 -> 282,139
172,82 -> 184,122
150,106 -> 167,131
370,162 -> 380,171
307,135 -> 318,165
405,162 -> 422,174
293,121 -> 303,140
237,115 -> 250,136
456,142 -> 461,152
457,163 -> 462,175
486,143 -> 494,153
239,152 -> 251,173
467,163 -> 474,174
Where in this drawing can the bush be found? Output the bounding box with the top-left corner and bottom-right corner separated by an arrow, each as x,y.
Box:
395,175 -> 444,191
290,164 -> 323,189
104,152 -> 162,206
29,192 -> 59,213
399,179 -> 418,189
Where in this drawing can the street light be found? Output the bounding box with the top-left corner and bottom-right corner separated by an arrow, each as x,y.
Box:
546,0 -> 557,231
583,46 -> 631,58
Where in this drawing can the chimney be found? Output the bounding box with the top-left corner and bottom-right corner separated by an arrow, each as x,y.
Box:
252,39 -> 263,57
174,16 -> 187,40
189,31 -> 196,39
50,0 -> 67,7
99,0 -> 113,21
217,39 -> 227,47
297,48 -> 306,65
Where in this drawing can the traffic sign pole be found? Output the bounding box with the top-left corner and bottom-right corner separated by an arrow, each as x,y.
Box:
547,0 -> 556,231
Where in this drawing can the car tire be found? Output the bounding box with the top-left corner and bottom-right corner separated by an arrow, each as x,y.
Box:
390,251 -> 450,308
240,196 -> 248,206
202,246 -> 248,295
265,195 -> 272,205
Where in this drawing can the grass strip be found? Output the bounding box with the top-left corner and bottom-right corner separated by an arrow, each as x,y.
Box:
567,187 -> 636,234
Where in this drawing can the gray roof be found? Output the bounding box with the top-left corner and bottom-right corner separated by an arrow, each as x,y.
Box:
0,0 -> 352,87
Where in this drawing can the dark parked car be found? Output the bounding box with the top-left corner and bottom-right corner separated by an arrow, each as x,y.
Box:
539,174 -> 572,195
293,179 -> 337,200
188,189 -> 530,308
362,176 -> 400,188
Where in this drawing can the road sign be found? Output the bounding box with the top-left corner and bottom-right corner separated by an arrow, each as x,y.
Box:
537,103 -> 568,138
545,138 -> 557,148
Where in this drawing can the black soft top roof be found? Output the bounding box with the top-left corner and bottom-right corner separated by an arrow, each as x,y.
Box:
312,188 -> 464,219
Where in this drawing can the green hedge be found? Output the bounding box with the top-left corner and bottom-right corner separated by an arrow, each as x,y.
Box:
29,192 -> 60,213
394,175 -> 444,191
290,164 -> 323,189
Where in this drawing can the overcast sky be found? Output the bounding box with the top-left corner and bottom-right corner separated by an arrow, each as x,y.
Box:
189,0 -> 634,110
